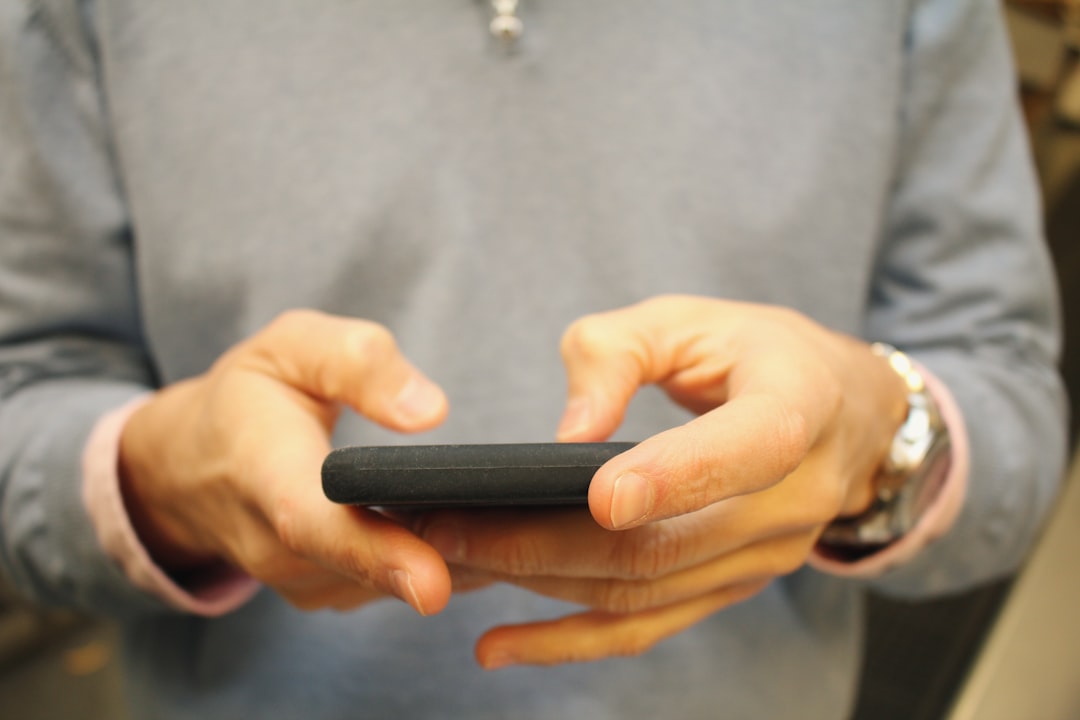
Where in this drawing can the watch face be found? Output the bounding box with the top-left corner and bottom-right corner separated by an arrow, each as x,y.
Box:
897,432 -> 952,530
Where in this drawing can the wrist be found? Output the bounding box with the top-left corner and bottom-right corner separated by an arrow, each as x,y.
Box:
834,336 -> 911,517
822,344 -> 952,550
118,392 -> 221,572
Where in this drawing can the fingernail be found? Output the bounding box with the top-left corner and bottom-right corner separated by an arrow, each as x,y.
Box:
422,523 -> 465,563
395,376 -> 445,423
556,396 -> 591,440
609,472 -> 652,529
390,569 -> 427,616
482,650 -> 515,671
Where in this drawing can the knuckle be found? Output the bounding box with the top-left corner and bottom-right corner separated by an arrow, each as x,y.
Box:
770,398 -> 812,478
342,322 -> 398,373
240,533 -> 298,582
333,548 -> 376,586
242,548 -> 280,583
270,495 -> 305,556
813,478 -> 847,523
680,441 -> 726,509
613,524 -> 684,580
267,501 -> 375,587
792,502 -> 835,531
312,321 -> 396,401
782,467 -> 847,529
347,321 -> 396,356
492,536 -> 545,576
230,309 -> 326,377
268,308 -> 323,337
763,537 -> 814,577
226,519 -> 293,583
767,549 -> 805,578
560,313 -> 617,360
595,580 -> 656,615
643,293 -> 693,315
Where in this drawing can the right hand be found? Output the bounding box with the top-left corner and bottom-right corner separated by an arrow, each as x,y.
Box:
118,310 -> 454,615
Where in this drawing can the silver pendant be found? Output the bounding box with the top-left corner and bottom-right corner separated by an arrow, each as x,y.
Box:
490,0 -> 523,42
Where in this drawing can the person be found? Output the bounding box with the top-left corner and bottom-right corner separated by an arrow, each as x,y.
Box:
0,1 -> 1067,718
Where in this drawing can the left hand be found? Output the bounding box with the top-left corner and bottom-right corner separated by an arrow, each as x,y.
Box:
416,295 -> 909,668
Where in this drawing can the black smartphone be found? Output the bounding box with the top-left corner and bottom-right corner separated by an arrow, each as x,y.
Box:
321,442 -> 636,507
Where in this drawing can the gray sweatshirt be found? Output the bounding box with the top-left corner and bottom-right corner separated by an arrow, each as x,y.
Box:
0,1 -> 1066,718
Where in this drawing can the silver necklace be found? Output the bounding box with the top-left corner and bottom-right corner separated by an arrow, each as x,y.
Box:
490,0 -> 523,42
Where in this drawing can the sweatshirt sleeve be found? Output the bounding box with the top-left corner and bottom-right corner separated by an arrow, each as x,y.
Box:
0,0 -> 179,617
81,398 -> 261,614
855,0 -> 1068,597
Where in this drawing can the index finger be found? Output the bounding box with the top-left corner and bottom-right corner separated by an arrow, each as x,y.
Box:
234,309 -> 449,433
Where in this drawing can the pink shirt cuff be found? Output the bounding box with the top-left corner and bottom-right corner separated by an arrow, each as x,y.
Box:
81,397 -> 261,616
808,365 -> 969,577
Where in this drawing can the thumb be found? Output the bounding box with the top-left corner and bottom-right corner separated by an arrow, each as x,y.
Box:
236,309 -> 448,433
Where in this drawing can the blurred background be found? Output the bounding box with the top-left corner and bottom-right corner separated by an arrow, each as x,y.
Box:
1,2 -> 1078,718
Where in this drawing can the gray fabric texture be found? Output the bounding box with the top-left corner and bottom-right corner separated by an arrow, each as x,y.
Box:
0,1 -> 1067,718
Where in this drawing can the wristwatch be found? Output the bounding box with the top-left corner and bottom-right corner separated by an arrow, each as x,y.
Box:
818,343 -> 952,550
